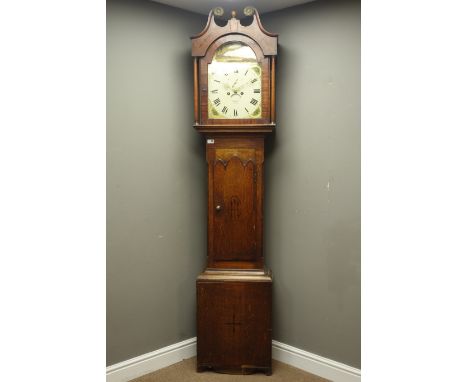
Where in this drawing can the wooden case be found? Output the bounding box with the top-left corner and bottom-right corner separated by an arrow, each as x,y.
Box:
192,7 -> 278,376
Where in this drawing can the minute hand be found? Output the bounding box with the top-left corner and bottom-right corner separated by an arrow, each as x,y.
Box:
234,79 -> 257,92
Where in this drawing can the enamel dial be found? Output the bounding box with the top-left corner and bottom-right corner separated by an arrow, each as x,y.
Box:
208,42 -> 262,119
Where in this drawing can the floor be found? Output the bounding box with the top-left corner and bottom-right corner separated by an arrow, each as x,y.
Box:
130,357 -> 329,382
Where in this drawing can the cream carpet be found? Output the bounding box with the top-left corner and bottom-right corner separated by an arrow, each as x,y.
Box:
130,357 -> 329,382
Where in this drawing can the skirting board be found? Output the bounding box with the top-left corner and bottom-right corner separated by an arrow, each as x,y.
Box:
106,337 -> 197,382
106,337 -> 361,382
272,340 -> 361,382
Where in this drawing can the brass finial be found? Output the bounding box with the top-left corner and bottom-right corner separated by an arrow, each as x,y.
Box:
231,10 -> 237,19
243,6 -> 255,16
213,7 -> 224,16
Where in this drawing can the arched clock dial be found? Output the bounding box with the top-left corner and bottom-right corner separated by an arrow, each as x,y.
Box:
208,42 -> 262,119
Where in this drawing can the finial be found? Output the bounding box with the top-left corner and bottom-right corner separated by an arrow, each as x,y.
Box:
243,6 -> 255,16
213,7 -> 224,17
231,10 -> 237,19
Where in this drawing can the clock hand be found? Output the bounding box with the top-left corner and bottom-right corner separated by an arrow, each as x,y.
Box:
234,82 -> 247,91
234,80 -> 255,92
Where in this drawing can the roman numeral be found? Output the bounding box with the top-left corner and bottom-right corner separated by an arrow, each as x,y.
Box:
245,107 -> 249,114
213,98 -> 221,106
211,89 -> 218,93
250,98 -> 258,105
254,89 -> 260,93
222,106 -> 228,114
214,80 -> 220,83
245,69 -> 249,75
233,109 -> 238,117
251,78 -> 258,84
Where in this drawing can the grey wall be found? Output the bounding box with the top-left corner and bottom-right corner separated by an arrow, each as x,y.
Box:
262,0 -> 361,368
107,0 -> 360,369
106,0 -> 206,365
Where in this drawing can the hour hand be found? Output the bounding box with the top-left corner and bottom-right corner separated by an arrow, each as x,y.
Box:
233,81 -> 249,92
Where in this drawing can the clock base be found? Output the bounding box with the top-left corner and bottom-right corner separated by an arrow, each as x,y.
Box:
196,269 -> 272,375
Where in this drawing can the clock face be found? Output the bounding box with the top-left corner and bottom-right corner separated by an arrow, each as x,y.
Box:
208,42 -> 262,119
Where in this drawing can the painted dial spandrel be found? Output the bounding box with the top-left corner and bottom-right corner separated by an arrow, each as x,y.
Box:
208,42 -> 262,119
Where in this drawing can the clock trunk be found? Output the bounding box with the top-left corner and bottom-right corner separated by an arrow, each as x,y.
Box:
207,136 -> 264,269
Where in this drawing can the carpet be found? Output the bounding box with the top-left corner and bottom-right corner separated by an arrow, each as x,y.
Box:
130,357 -> 330,382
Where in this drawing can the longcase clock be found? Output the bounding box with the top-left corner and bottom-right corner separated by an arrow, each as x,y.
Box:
191,6 -> 278,375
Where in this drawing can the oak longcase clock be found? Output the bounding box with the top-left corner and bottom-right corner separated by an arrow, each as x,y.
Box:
191,6 -> 278,375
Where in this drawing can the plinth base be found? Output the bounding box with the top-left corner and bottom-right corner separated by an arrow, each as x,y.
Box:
196,269 -> 272,375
